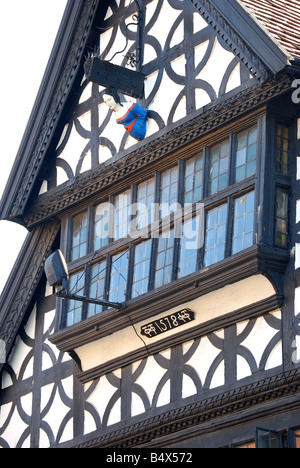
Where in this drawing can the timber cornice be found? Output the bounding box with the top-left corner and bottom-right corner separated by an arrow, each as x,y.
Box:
58,367 -> 300,448
25,74 -> 291,228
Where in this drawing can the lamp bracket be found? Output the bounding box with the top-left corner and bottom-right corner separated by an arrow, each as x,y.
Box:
56,290 -> 124,310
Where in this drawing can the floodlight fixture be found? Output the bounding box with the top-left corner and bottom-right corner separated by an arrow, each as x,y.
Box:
44,250 -> 69,288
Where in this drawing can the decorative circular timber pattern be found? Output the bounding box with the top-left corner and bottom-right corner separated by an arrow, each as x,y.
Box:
51,0 -> 252,187
0,300 -> 290,448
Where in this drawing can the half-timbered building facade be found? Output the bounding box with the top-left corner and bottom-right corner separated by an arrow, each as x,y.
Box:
0,0 -> 300,448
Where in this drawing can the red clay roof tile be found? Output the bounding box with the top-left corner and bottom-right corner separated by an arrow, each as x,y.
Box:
240,0 -> 300,59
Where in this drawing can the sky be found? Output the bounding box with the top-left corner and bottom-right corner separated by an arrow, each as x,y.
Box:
0,1 -> 68,293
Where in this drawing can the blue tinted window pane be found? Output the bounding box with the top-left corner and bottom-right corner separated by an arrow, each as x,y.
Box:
209,141 -> 230,195
132,240 -> 152,298
185,154 -> 204,204
71,212 -> 88,261
88,260 -> 107,317
114,190 -> 131,240
178,218 -> 199,278
66,271 -> 85,326
160,167 -> 178,217
155,230 -> 174,288
94,202 -> 110,251
109,251 -> 129,303
204,204 -> 228,267
232,192 -> 255,254
235,126 -> 257,183
136,178 -> 155,230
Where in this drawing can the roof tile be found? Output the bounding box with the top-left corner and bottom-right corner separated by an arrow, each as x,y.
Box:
240,0 -> 300,59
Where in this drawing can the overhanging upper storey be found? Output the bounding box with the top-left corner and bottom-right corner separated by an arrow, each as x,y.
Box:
0,0 -> 299,228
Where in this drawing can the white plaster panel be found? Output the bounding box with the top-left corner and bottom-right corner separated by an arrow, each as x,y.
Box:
182,373 -> 198,399
294,335 -> 300,365
193,11 -> 209,33
0,405 -> 29,448
145,0 -> 182,53
265,341 -> 282,370
237,355 -> 252,380
196,39 -> 238,96
41,379 -> 73,445
156,380 -> 171,408
84,410 -> 97,435
184,336 -> 222,387
134,356 -> 166,406
226,63 -> 242,93
24,304 -> 36,339
7,335 -> 33,380
58,122 -> 89,175
210,361 -> 225,389
146,68 -> 185,123
85,374 -> 122,430
237,310 -> 282,373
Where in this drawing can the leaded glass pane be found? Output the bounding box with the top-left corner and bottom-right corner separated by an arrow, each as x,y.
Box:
71,211 -> 88,261
155,230 -> 175,288
88,260 -> 107,317
235,126 -> 257,183
66,271 -> 85,326
94,202 -> 110,251
132,240 -> 152,298
204,204 -> 228,266
109,250 -> 129,303
184,154 -> 204,204
232,192 -> 255,254
209,141 -> 230,195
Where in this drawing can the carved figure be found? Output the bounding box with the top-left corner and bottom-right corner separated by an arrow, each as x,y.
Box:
103,88 -> 148,141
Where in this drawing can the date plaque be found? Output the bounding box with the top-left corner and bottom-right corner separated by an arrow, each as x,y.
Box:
140,309 -> 195,339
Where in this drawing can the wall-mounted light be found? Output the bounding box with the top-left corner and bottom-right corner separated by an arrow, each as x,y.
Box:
44,250 -> 123,310
44,250 -> 69,289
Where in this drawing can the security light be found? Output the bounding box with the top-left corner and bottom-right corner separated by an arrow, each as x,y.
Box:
44,250 -> 123,309
44,250 -> 69,288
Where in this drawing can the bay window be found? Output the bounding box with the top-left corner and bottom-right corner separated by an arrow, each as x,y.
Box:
59,115 -> 291,329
